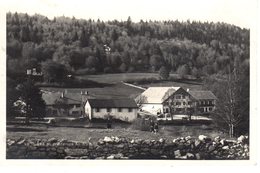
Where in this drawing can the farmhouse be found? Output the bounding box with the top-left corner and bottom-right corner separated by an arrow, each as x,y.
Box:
137,87 -> 217,116
42,90 -> 87,117
136,87 -> 180,115
85,98 -> 138,122
188,90 -> 217,114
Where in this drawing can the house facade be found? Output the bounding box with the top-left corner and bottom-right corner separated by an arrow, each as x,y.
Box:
136,87 -> 180,115
42,90 -> 87,117
85,98 -> 138,122
137,87 -> 217,116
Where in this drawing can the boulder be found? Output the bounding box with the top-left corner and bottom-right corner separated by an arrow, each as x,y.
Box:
104,136 -> 113,143
198,135 -> 207,141
174,150 -> 181,158
107,155 -> 115,159
48,138 -> 58,144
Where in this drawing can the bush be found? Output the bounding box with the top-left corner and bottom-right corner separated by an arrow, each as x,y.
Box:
131,117 -> 150,131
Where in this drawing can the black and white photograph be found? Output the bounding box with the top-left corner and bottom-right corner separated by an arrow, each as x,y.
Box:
0,0 -> 258,165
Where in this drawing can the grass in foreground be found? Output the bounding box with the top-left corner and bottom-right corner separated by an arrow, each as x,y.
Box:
7,123 -> 228,144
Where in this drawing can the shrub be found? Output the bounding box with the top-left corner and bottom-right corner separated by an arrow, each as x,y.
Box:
131,117 -> 150,131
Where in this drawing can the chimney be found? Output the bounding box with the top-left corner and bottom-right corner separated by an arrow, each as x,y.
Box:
187,88 -> 190,92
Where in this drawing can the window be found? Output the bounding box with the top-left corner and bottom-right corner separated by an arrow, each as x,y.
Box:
96,108 -> 100,112
175,95 -> 181,99
107,108 -> 111,112
118,108 -> 122,112
164,108 -> 169,113
128,108 -> 133,112
209,107 -> 213,111
183,102 -> 186,105
209,101 -> 213,105
188,101 -> 192,105
176,102 -> 181,105
75,104 -> 81,108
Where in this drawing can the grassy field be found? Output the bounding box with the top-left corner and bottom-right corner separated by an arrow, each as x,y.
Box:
77,73 -> 169,84
77,73 -> 202,90
7,123 -> 227,143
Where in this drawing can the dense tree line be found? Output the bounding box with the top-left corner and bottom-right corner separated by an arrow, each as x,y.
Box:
7,12 -> 249,79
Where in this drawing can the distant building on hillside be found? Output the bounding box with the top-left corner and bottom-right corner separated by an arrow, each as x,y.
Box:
136,87 -> 217,116
85,98 -> 138,122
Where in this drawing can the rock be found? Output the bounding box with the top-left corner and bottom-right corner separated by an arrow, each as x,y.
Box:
107,155 -> 115,159
195,153 -> 201,159
237,135 -> 248,144
159,138 -> 165,143
160,155 -> 168,159
113,136 -> 120,143
130,139 -> 135,144
116,144 -> 125,149
48,138 -> 58,144
185,136 -> 191,141
198,135 -> 207,141
186,153 -> 195,159
64,148 -> 89,156
7,139 -> 16,146
214,136 -> 221,143
220,139 -> 227,146
104,136 -> 112,143
222,146 -> 229,150
98,139 -> 104,145
150,149 -> 159,155
194,140 -> 201,147
208,145 -> 216,152
174,150 -> 181,158
31,151 -> 47,159
80,156 -> 89,159
65,156 -> 78,159
114,153 -> 124,159
17,139 -> 26,145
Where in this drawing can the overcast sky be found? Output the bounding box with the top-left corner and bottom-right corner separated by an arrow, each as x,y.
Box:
2,0 -> 257,29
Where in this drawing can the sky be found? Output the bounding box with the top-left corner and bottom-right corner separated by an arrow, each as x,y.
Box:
1,0 -> 258,29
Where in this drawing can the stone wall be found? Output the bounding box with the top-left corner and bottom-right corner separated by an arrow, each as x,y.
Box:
6,135 -> 249,160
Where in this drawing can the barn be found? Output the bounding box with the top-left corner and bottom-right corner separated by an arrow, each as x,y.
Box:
84,98 -> 138,122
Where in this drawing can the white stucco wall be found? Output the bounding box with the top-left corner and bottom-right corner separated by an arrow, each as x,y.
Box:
84,102 -> 137,122
141,104 -> 163,115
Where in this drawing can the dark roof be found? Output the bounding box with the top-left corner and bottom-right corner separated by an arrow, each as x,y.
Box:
188,91 -> 217,100
42,91 -> 83,105
87,98 -> 138,108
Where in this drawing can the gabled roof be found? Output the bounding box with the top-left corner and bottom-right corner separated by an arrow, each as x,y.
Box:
42,91 -> 83,105
138,87 -> 180,104
188,91 -> 217,100
87,98 -> 138,108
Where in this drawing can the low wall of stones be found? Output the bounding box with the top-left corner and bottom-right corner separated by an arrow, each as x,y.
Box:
6,135 -> 249,160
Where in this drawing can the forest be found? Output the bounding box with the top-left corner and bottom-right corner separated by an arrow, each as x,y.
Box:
6,12 -> 249,79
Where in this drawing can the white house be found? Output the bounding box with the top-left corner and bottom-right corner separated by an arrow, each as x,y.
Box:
84,98 -> 138,122
136,87 -> 180,115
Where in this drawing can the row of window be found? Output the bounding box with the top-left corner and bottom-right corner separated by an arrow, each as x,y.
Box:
95,108 -> 133,113
173,101 -> 192,106
199,100 -> 214,105
174,95 -> 189,99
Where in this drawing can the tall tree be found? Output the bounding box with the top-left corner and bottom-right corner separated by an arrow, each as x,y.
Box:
15,79 -> 46,124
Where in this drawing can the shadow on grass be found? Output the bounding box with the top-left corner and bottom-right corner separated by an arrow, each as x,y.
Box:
6,127 -> 46,132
